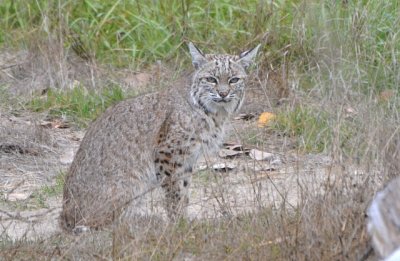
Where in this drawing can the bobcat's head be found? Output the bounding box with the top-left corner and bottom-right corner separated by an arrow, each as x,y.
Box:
189,42 -> 260,115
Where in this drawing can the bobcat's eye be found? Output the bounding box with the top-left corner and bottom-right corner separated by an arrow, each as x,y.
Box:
205,77 -> 218,84
229,77 -> 240,84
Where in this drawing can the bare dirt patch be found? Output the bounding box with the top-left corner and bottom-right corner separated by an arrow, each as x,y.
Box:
0,104 -> 363,243
0,110 -> 83,240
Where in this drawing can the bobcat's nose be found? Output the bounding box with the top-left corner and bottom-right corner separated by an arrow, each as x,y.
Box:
218,91 -> 229,98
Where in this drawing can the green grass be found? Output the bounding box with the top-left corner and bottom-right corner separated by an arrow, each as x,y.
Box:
2,172 -> 66,210
271,106 -> 330,153
2,0 -> 291,67
30,171 -> 65,208
1,0 -> 398,94
39,171 -> 65,198
28,85 -> 128,126
1,1 -> 399,94
268,105 -> 355,153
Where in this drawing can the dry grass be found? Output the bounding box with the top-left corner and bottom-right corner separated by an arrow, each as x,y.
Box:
1,0 -> 400,260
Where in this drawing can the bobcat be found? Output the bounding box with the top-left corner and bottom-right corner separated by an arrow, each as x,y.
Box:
60,42 -> 260,231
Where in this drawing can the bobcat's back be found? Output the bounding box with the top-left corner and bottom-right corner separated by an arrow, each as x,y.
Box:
61,91 -> 184,229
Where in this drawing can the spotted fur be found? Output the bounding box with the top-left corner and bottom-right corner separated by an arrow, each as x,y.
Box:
60,43 -> 260,231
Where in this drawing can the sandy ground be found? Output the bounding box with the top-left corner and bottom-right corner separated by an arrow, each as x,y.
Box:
0,108 -> 354,241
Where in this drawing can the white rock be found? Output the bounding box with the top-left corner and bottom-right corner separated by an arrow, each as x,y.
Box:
249,149 -> 274,161
212,162 -> 237,171
59,148 -> 75,165
6,192 -> 31,201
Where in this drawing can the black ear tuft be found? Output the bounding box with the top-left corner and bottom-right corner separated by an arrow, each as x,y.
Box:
238,44 -> 261,70
188,42 -> 207,69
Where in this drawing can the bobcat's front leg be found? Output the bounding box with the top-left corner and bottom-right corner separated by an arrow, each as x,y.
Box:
154,151 -> 192,219
154,121 -> 195,219
161,174 -> 190,219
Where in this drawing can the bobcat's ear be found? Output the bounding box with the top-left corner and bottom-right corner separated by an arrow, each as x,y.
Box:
237,44 -> 261,70
188,42 -> 207,69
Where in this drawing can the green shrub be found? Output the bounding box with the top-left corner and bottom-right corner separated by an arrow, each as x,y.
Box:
28,85 -> 127,126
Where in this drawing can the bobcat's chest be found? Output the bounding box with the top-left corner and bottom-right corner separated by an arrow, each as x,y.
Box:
197,114 -> 227,155
179,124 -> 225,175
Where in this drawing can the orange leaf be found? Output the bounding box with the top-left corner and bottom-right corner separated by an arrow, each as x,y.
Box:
257,112 -> 276,127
